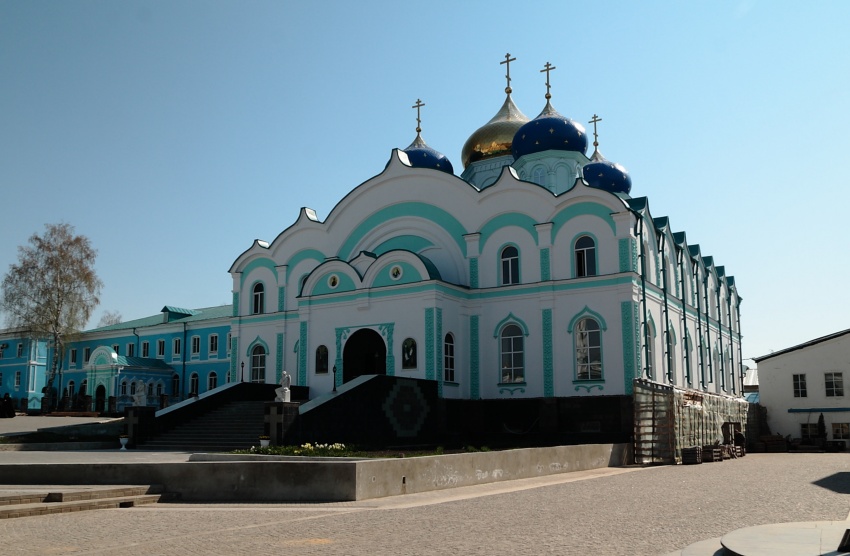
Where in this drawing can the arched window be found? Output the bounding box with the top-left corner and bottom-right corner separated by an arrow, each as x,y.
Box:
402,338 -> 417,369
316,345 -> 329,374
120,380 -> 128,396
252,282 -> 265,315
532,166 -> 546,186
574,236 -> 597,277
251,345 -> 266,383
665,330 -> 676,383
156,383 -> 163,397
172,374 -> 180,397
146,382 -> 154,397
501,246 -> 519,285
500,324 -> 524,383
444,333 -> 455,382
645,325 -> 655,380
68,380 -> 76,398
208,371 -> 218,390
575,318 -> 602,380
189,373 -> 199,395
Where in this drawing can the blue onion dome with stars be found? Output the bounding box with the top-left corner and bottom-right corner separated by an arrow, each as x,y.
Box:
582,116 -> 632,194
512,100 -> 588,159
512,61 -> 587,159
402,99 -> 454,174
403,132 -> 454,174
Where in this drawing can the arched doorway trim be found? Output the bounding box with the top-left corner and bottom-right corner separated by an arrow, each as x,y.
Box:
335,322 -> 395,387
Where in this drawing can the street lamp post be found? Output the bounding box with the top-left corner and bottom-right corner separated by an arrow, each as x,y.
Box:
241,361 -> 245,383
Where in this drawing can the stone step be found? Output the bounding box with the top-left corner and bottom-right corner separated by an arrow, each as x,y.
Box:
0,486 -> 164,520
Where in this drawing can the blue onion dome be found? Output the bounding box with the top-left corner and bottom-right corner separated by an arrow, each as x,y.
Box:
512,100 -> 588,159
403,132 -> 454,174
583,148 -> 632,195
461,93 -> 529,168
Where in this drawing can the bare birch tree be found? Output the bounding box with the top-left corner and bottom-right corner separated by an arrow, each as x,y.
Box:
1,223 -> 103,405
97,310 -> 122,327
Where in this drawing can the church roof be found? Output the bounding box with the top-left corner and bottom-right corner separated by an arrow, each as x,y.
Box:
90,305 -> 232,332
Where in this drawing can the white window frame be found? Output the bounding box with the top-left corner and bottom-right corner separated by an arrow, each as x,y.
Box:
142,341 -> 150,358
826,372 -> 844,397
444,333 -> 455,382
156,340 -> 165,358
209,334 -> 219,358
500,245 -> 519,286
499,324 -> 525,383
191,336 -> 200,357
793,374 -> 807,397
575,318 -> 602,381
574,235 -> 597,278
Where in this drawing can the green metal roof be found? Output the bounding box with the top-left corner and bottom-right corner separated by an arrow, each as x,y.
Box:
89,305 -> 232,333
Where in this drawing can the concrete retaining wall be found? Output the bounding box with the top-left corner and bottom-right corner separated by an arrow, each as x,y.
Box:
0,443 -> 629,502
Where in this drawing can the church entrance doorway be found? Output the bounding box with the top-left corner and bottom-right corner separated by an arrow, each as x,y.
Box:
94,384 -> 106,413
343,328 -> 386,383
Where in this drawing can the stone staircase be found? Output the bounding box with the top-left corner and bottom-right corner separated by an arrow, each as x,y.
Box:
140,400 -> 266,452
0,486 -> 163,519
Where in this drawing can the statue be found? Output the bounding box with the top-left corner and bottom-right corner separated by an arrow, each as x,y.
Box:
132,381 -> 147,407
275,371 -> 291,402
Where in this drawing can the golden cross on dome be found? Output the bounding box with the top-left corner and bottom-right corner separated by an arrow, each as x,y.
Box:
540,62 -> 556,100
412,99 -> 425,133
589,114 -> 602,148
500,53 -> 516,94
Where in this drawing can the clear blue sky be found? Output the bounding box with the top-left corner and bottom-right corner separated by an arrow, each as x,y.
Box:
1,1 -> 848,363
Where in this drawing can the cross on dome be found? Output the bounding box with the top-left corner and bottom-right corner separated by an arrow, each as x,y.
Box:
589,114 -> 602,149
540,62 -> 556,100
500,53 -> 516,94
412,99 -> 425,134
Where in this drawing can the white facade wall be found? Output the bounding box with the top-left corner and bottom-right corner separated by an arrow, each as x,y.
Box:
757,332 -> 850,440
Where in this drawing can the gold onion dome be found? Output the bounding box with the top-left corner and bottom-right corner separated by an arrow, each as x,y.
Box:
461,93 -> 529,168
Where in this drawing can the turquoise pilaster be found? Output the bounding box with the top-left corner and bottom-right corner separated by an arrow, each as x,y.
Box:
298,321 -> 307,386
542,308 -> 554,397
470,315 -> 480,400
425,308 -> 435,380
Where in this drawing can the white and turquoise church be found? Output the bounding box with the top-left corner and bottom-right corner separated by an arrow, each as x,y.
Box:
2,57 -> 743,437
228,57 -> 744,408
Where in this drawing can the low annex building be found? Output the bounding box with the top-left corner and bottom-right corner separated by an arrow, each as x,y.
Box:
755,328 -> 850,445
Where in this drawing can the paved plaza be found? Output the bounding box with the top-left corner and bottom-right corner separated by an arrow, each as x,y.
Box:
0,449 -> 848,555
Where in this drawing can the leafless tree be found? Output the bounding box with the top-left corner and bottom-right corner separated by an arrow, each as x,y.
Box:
1,223 -> 103,404
97,310 -> 122,327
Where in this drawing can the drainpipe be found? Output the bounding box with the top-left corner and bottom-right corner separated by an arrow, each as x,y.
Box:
678,249 -> 690,386
716,287 -> 725,391
703,274 -> 712,385
726,293 -> 736,394
133,328 -> 139,358
693,262 -> 705,388
660,234 -> 672,383
636,218 -> 650,380
735,299 -> 744,391
182,322 -> 187,400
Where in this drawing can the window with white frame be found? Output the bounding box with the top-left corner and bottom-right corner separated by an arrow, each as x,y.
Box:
500,246 -> 519,286
226,333 -> 232,355
68,380 -> 76,398
84,347 -> 91,363
532,166 -> 546,186
209,334 -> 218,358
191,336 -> 200,356
172,374 -> 180,397
252,282 -> 265,314
832,423 -> 849,440
112,344 -> 119,355
575,318 -> 602,381
173,338 -> 181,358
17,343 -> 23,358
190,373 -> 199,395
157,340 -> 165,358
15,371 -> 21,388
142,341 -> 149,358
645,325 -> 655,380
70,349 -> 77,364
792,374 -> 807,397
120,380 -> 127,396
574,236 -> 597,278
208,371 -> 218,390
156,383 -> 163,397
444,333 -> 455,382
826,372 -> 844,397
127,343 -> 135,357
315,345 -> 329,374
251,345 -> 266,383
147,382 -> 154,397
500,324 -> 524,383
801,423 -> 818,440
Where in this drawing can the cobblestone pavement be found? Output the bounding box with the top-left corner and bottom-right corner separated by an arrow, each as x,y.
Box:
1,453 -> 848,556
